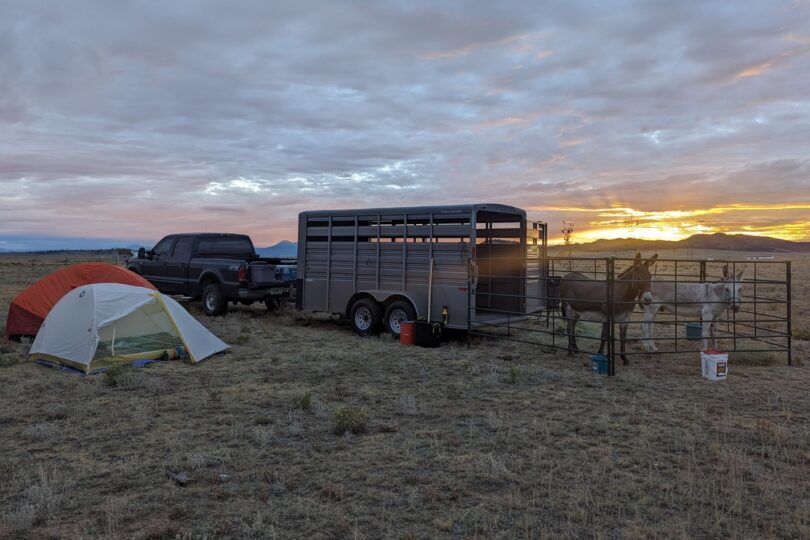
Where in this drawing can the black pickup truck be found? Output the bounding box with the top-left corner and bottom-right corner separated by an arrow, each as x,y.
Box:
127,233 -> 296,316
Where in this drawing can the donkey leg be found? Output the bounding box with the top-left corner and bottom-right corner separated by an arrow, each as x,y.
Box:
566,318 -> 574,355
598,320 -> 609,355
620,321 -> 629,365
702,319 -> 712,351
563,304 -> 575,354
641,306 -> 658,352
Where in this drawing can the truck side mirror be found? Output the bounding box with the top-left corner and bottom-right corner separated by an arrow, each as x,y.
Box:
137,247 -> 146,259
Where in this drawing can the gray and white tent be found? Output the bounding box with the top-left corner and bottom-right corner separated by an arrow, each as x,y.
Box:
30,283 -> 228,373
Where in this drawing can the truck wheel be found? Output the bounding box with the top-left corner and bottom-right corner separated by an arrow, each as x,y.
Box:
384,300 -> 416,339
349,298 -> 382,336
265,297 -> 283,311
202,283 -> 227,316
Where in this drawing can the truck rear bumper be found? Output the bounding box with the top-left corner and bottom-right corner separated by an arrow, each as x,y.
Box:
238,283 -> 295,300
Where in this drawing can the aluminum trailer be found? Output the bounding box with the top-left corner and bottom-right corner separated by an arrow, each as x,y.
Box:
295,204 -> 547,337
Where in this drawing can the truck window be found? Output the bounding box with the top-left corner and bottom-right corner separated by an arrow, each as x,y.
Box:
153,237 -> 175,257
195,237 -> 254,258
171,237 -> 196,260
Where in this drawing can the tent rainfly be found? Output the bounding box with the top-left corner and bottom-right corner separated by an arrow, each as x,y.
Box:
29,284 -> 228,373
5,262 -> 156,340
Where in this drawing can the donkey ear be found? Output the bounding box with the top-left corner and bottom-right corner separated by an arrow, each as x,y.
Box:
722,264 -> 730,279
634,252 -> 642,264
644,253 -> 659,268
736,265 -> 747,279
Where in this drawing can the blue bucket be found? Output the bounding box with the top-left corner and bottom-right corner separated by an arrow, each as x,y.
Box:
591,354 -> 609,375
685,322 -> 702,342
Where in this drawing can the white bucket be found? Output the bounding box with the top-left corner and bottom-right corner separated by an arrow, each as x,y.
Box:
701,350 -> 728,381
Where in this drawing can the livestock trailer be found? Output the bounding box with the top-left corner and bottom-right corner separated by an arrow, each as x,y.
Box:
295,204 -> 548,337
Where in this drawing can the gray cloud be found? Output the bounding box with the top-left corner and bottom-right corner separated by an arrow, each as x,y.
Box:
1,0 -> 809,247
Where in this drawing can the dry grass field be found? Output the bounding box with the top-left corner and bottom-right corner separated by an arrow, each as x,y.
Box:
0,251 -> 808,538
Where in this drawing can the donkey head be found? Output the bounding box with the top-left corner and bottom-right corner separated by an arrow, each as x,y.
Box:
630,252 -> 659,305
722,264 -> 746,312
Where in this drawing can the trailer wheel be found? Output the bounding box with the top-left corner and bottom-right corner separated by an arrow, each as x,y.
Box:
384,300 -> 416,339
265,297 -> 283,311
202,283 -> 228,316
349,298 -> 382,336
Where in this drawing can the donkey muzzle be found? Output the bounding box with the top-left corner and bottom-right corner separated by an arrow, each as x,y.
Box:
640,291 -> 653,305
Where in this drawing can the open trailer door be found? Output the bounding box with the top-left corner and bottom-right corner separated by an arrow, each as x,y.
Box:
474,209 -> 525,317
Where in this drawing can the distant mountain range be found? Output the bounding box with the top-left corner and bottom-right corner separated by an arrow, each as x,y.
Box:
256,240 -> 297,257
1,233 -> 808,255
550,233 -> 810,253
0,237 -> 299,256
254,234 -> 810,256
0,235 -> 152,253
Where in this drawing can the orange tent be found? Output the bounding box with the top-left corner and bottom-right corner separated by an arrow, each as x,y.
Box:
5,263 -> 156,340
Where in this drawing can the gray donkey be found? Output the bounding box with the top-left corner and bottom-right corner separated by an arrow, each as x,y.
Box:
560,253 -> 658,365
642,264 -> 745,352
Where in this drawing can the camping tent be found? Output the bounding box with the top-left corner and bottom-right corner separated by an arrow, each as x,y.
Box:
29,284 -> 228,373
5,263 -> 156,340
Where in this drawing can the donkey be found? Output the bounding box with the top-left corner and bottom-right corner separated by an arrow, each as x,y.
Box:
560,253 -> 658,365
641,264 -> 745,352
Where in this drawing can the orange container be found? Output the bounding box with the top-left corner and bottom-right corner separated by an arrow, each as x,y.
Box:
399,321 -> 415,345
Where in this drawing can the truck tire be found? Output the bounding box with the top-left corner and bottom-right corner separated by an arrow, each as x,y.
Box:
349,298 -> 382,336
384,300 -> 416,339
202,283 -> 227,316
265,297 -> 283,311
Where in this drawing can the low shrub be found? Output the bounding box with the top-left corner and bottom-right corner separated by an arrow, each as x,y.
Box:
45,402 -> 68,420
333,406 -> 368,435
290,391 -> 312,411
0,345 -> 18,368
505,365 -> 521,385
103,364 -> 131,387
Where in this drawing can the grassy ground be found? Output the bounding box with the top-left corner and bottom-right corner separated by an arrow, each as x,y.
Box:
0,252 -> 808,538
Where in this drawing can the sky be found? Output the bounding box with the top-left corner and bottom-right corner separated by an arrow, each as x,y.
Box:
1,0 -> 810,250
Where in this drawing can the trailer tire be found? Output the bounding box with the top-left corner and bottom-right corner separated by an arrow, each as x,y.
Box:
384,300 -> 416,339
265,297 -> 283,311
349,298 -> 382,336
202,283 -> 228,316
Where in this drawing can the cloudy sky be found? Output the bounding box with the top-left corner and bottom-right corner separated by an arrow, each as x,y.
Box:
2,0 -> 810,250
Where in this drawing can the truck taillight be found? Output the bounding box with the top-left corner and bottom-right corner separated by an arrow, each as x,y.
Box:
238,264 -> 248,283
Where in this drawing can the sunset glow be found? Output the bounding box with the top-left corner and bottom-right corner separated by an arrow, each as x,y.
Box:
538,204 -> 810,245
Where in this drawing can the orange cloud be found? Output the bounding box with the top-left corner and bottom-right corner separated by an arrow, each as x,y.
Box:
733,41 -> 810,80
420,32 -> 547,60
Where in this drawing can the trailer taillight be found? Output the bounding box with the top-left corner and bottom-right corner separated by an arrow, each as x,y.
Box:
238,264 -> 248,283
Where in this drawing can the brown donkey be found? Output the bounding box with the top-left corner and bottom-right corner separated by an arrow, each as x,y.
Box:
560,253 -> 658,365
